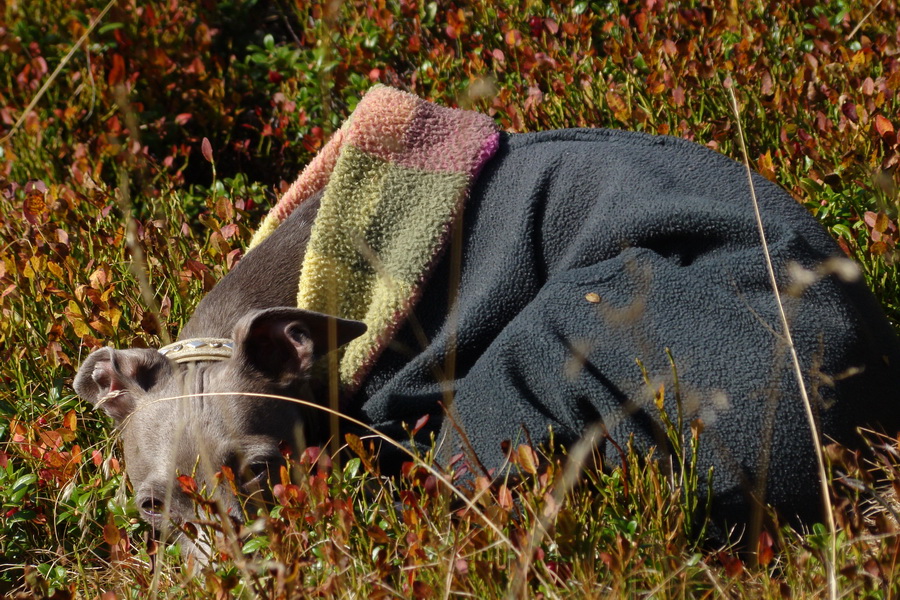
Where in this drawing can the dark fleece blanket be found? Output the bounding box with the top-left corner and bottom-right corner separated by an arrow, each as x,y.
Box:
347,128 -> 900,530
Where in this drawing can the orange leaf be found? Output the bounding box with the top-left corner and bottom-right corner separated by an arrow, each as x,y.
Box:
497,484 -> 513,510
103,514 -> 121,546
875,114 -> 895,137
757,530 -> 774,566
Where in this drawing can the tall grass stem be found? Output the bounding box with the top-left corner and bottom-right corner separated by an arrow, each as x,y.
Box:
727,85 -> 837,600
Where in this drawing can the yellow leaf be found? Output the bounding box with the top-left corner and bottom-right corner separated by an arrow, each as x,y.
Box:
47,261 -> 64,280
605,90 -> 631,122
654,384 -> 665,410
63,409 -> 77,432
30,255 -> 46,274
71,319 -> 90,337
757,151 -> 776,182
89,319 -> 114,337
517,444 -> 539,475
103,306 -> 122,329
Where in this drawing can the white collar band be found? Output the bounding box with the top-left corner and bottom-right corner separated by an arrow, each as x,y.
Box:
158,338 -> 234,363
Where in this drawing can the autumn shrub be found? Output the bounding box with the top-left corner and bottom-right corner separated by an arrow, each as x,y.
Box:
1,0 -> 900,597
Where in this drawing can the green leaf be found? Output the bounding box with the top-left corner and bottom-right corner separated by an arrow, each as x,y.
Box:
343,457 -> 361,478
12,473 -> 37,491
242,537 -> 269,553
98,22 -> 124,35
831,223 -> 853,239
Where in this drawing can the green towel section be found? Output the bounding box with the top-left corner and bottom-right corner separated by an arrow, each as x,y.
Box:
248,86 -> 499,389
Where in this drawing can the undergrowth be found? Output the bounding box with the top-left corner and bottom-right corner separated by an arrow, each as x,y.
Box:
2,0 -> 900,597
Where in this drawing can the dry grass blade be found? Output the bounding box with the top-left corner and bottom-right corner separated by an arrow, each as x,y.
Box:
506,424 -> 604,600
128,390 -> 522,558
846,0 -> 883,40
727,85 -> 838,600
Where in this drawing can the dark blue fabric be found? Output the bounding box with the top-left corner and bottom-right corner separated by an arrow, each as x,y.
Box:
349,128 -> 900,531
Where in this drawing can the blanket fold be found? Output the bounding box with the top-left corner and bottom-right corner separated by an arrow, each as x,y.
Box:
249,86 -> 499,388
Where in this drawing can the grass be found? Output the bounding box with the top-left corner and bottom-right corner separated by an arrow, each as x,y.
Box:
2,0 -> 900,597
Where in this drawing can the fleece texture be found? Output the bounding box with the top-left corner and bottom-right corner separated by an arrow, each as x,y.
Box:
249,85 -> 499,389
345,128 -> 900,531
253,87 -> 900,532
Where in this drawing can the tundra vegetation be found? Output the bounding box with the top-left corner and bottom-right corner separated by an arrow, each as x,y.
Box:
1,0 -> 900,597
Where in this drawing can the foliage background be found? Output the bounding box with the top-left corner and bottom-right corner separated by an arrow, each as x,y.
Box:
1,0 -> 900,597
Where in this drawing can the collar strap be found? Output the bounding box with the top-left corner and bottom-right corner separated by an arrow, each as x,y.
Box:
158,338 -> 235,363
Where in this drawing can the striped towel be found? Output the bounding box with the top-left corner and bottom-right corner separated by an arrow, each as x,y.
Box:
249,85 -> 500,389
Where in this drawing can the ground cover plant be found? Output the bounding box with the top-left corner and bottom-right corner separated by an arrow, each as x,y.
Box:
2,0 -> 900,597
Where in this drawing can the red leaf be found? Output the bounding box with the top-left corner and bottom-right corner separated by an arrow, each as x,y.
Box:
219,223 -> 238,240
174,113 -> 192,125
757,530 -> 774,566
841,101 -> 859,123
177,474 -> 198,494
412,414 -> 429,435
718,551 -> 744,577
107,54 -> 125,87
201,137 -> 214,163
864,211 -> 878,229
760,71 -> 773,97
861,77 -> 875,96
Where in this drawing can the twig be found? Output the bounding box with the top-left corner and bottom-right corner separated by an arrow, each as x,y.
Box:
846,0 -> 883,41
0,0 -> 118,144
727,85 -> 838,600
113,87 -> 171,346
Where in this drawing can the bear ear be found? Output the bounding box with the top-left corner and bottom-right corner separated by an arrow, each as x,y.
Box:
74,348 -> 172,424
232,308 -> 367,382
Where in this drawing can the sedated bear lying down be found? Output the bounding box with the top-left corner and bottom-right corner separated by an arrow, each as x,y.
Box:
74,91 -> 900,556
